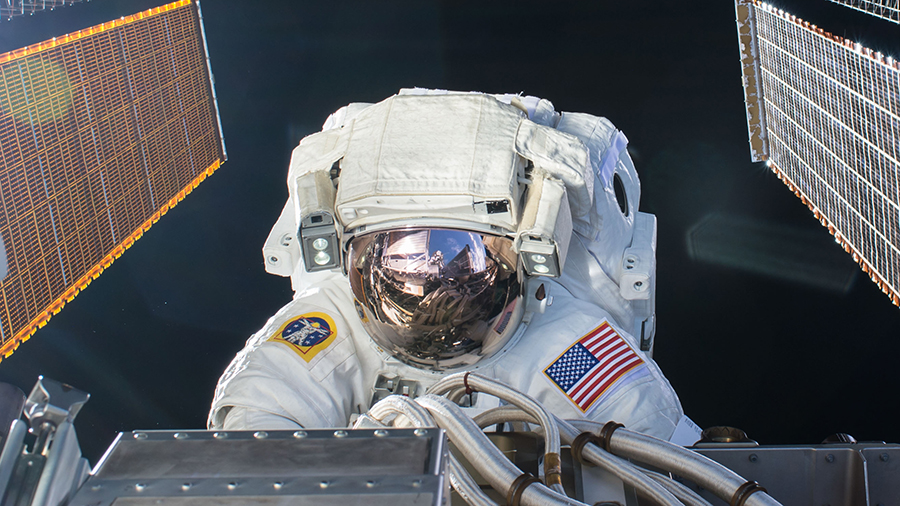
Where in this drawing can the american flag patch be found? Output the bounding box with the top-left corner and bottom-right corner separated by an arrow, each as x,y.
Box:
544,321 -> 644,413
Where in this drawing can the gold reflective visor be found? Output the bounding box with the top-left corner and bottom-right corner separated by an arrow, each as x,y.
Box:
348,228 -> 520,369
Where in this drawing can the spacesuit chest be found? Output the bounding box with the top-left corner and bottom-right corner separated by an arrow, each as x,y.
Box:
344,284 -> 656,424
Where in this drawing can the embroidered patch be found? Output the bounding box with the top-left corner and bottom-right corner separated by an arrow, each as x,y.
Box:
544,320 -> 644,413
269,312 -> 337,363
353,299 -> 369,323
493,299 -> 517,334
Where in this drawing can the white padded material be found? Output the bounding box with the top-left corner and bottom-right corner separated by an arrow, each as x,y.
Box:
335,94 -> 525,232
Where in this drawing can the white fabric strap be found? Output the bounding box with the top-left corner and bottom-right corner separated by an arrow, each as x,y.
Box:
597,130 -> 629,188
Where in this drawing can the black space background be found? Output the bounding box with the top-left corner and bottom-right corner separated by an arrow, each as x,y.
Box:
0,1 -> 898,464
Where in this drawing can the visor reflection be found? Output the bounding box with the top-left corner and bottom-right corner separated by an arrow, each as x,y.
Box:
349,228 -> 520,366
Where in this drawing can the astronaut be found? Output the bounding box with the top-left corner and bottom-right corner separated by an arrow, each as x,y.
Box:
209,90 -> 684,439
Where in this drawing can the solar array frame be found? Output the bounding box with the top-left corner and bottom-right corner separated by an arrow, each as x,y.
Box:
828,0 -> 900,24
0,0 -> 226,360
735,0 -> 900,307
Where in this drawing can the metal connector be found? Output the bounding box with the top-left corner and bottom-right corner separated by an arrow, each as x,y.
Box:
24,376 -> 90,433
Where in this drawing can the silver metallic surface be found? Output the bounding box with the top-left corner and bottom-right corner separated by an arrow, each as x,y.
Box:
23,376 -> 90,431
0,419 -> 27,505
349,228 -> 520,368
70,428 -> 448,506
1,377 -> 92,506
687,445 -> 900,506
32,421 -> 90,506
371,373 -> 421,407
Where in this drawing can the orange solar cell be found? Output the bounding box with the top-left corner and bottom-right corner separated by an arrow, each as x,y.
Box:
0,0 -> 226,361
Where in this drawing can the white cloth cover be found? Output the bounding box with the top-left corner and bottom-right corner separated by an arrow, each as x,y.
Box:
335,94 -> 525,233
555,112 -> 642,283
209,272 -> 683,439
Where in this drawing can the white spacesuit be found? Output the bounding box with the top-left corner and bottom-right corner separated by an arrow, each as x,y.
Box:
209,90 -> 684,439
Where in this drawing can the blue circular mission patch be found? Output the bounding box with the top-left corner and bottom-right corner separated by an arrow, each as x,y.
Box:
282,316 -> 333,347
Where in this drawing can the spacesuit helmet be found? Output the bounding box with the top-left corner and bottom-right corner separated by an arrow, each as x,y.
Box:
267,92 -> 601,369
347,227 -> 523,370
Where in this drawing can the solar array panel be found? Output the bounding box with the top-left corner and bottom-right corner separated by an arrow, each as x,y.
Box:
828,0 -> 900,24
0,0 -> 225,361
735,0 -> 900,307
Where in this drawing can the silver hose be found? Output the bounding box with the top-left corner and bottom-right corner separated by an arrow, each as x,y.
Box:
385,376 -> 777,506
643,469 -> 713,506
427,373 -> 567,496
473,406 -> 682,506
446,386 -> 468,403
417,394 -> 586,506
448,454 -> 499,506
568,420 -> 782,506
366,395 -> 497,506
366,394 -> 435,427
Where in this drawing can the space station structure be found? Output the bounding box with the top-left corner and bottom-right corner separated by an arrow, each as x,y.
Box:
828,0 -> 899,24
3,375 -> 900,505
0,0 -> 226,362
1,0 -> 88,21
735,0 -> 900,307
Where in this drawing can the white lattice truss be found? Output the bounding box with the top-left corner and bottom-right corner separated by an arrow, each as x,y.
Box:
829,0 -> 900,25
1,0 -> 86,19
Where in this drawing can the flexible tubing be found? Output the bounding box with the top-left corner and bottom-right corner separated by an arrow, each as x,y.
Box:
446,386 -> 468,404
367,395 -> 497,506
643,469 -> 713,506
474,406 -> 681,506
416,394 -> 586,506
427,373 -> 567,496
367,394 -> 435,426
568,420 -> 782,506
426,373 -> 561,453
449,454 -> 499,506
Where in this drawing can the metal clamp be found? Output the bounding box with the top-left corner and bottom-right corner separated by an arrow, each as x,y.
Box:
571,431 -> 604,467
598,421 -> 624,453
731,480 -> 767,506
506,473 -> 541,506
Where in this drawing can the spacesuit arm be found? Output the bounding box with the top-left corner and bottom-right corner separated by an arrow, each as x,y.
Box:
219,406 -> 303,430
209,280 -> 364,430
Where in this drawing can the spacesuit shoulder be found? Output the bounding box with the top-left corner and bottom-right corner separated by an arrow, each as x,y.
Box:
500,284 -> 682,439
208,279 -> 363,429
